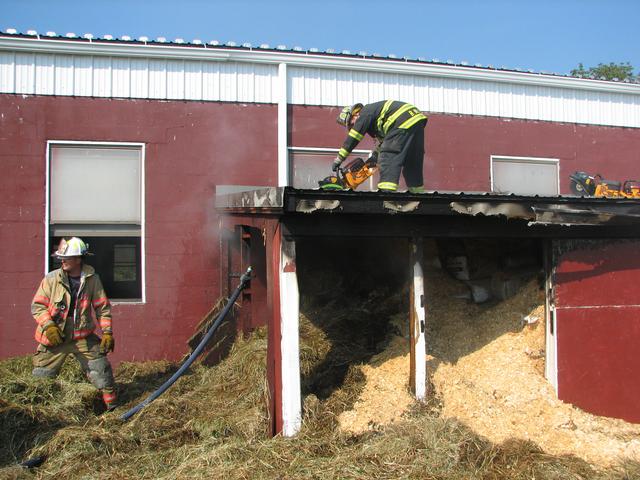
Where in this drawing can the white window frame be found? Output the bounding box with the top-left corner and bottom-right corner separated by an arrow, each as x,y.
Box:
288,146 -> 372,155
490,155 -> 560,195
288,146 -> 373,189
45,140 -> 146,304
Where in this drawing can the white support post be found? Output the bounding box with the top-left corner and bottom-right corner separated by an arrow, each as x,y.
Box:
544,241 -> 558,392
279,232 -> 301,436
277,62 -> 289,187
410,238 -> 427,401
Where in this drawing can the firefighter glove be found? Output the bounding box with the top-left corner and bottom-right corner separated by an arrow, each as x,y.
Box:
332,157 -> 343,172
100,333 -> 115,353
44,324 -> 63,346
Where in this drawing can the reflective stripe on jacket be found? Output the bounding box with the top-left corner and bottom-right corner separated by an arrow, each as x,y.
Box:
31,264 -> 112,346
338,100 -> 427,160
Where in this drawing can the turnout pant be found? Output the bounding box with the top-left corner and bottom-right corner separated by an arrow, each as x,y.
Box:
32,332 -> 117,408
377,120 -> 426,192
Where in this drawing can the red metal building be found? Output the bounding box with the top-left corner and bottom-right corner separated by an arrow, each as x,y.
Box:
1,31 -> 640,432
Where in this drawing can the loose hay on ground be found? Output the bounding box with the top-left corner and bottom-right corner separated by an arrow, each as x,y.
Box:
2,244 -> 640,478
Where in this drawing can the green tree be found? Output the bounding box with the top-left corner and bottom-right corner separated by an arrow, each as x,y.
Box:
570,62 -> 638,82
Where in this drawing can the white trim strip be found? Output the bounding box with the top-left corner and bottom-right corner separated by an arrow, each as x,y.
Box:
278,63 -> 288,186
492,155 -> 560,163
47,139 -> 145,146
288,146 -> 371,154
554,306 -> 560,396
44,142 -> 51,274
140,142 -> 146,304
556,304 -> 640,310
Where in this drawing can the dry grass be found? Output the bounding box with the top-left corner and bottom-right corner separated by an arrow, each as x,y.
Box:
0,329 -> 269,480
2,239 -> 639,479
2,319 -> 638,480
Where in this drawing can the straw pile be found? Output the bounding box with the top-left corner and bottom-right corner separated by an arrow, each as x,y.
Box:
1,238 -> 639,479
0,330 -> 269,479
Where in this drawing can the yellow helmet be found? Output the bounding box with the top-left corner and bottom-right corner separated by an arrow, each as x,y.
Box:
336,103 -> 363,127
52,237 -> 92,258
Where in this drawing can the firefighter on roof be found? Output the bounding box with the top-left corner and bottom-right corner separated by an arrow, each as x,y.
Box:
334,100 -> 428,192
31,237 -> 117,411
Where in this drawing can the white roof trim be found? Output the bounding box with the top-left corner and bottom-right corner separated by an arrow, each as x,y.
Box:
1,36 -> 639,96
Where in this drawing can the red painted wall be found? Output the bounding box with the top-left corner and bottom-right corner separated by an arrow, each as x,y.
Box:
290,106 -> 640,193
554,240 -> 640,422
0,94 -> 277,364
3,95 -> 640,367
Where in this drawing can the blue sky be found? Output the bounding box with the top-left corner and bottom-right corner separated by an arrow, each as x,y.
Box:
2,0 -> 639,75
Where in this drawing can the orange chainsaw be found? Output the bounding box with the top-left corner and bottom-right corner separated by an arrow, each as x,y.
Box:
569,171 -> 640,198
318,157 -> 378,191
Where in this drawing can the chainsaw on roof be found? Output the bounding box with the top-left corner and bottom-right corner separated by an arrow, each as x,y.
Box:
318,156 -> 378,191
569,171 -> 640,198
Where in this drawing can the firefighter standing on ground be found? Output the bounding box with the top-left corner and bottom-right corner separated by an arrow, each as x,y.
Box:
333,100 -> 428,192
30,237 -> 117,410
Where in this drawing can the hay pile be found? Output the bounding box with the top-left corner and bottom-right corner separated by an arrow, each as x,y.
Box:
1,237 -> 640,478
0,330 -> 269,479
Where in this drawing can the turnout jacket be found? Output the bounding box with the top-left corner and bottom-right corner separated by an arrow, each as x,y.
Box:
31,264 -> 112,346
338,100 -> 427,161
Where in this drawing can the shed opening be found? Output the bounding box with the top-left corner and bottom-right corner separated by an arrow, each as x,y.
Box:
295,236 -> 546,421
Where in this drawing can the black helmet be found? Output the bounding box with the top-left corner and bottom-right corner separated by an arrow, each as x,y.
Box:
336,103 -> 363,127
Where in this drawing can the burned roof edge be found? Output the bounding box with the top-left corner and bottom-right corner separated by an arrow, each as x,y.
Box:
215,187 -> 640,226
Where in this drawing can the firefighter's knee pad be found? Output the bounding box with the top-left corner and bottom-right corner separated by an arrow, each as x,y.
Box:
32,367 -> 58,378
87,357 -> 115,389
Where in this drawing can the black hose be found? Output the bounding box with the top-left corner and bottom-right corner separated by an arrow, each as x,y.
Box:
120,266 -> 252,421
20,455 -> 46,468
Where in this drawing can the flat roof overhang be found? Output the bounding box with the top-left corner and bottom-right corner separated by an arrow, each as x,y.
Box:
215,187 -> 640,238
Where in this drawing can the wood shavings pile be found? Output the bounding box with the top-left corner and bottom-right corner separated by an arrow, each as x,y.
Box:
338,255 -> 640,468
427,265 -> 640,467
338,332 -> 413,433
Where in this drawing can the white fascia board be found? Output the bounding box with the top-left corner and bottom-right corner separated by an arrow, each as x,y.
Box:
2,37 -> 640,96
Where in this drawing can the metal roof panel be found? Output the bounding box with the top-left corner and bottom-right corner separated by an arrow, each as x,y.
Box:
2,27 -> 637,87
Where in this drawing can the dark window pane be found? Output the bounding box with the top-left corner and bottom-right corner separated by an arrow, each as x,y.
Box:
50,236 -> 142,301
113,244 -> 137,282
